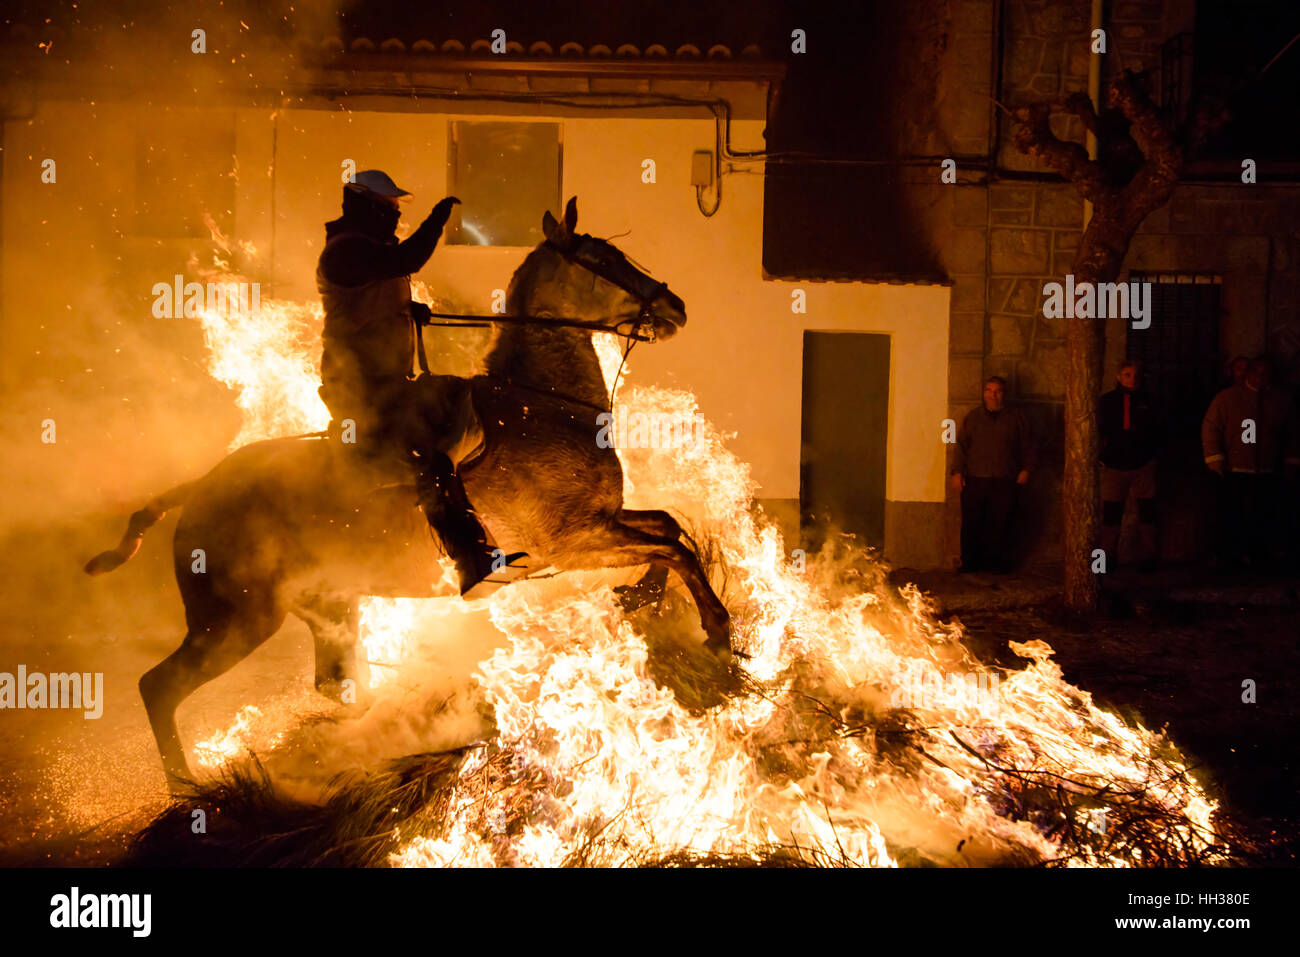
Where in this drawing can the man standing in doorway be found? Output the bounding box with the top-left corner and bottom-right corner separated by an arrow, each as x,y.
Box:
1098,359 -> 1163,572
951,376 -> 1036,574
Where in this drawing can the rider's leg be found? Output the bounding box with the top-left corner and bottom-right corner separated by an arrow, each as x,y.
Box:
414,450 -> 529,598
399,375 -> 530,597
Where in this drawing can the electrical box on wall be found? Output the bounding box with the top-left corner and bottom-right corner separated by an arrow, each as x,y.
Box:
691,150 -> 714,187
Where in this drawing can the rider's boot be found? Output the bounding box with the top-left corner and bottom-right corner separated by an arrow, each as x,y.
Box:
415,451 -> 531,599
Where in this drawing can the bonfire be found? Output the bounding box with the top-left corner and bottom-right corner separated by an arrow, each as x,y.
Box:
131,240 -> 1225,869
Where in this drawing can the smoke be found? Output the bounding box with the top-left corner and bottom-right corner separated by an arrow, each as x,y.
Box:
0,0 -> 356,859
0,0 -> 357,525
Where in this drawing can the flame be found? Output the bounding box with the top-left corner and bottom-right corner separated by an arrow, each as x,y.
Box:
193,705 -> 281,770
384,384 -> 1219,867
187,253 -> 1223,868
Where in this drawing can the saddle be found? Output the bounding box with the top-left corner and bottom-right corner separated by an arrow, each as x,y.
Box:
320,373 -> 488,484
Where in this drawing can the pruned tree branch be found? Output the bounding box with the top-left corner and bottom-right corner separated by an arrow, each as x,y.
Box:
1010,102 -> 1111,203
1060,91 -> 1100,136
1108,71 -> 1179,169
1003,66 -> 1231,613
1107,72 -> 1182,214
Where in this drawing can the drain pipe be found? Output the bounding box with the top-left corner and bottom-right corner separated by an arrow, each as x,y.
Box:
1084,0 -> 1104,228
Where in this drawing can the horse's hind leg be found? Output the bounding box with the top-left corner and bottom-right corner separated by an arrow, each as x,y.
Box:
572,520 -> 731,653
617,509 -> 681,539
139,591 -> 286,791
294,595 -> 364,704
613,510 -> 681,612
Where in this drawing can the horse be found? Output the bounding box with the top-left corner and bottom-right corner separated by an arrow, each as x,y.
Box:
85,197 -> 732,788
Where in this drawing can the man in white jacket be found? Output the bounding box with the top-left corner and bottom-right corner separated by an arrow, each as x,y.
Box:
1201,358 -> 1300,565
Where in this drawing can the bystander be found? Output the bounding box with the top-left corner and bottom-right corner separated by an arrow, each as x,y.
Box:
1201,357 -> 1300,566
951,376 -> 1036,574
1098,359 -> 1163,572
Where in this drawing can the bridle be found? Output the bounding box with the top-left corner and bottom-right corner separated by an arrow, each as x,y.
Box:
422,231 -> 675,344
420,231 -> 678,413
542,233 -> 673,338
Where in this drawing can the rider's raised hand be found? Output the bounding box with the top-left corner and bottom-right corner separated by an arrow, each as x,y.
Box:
430,196 -> 461,229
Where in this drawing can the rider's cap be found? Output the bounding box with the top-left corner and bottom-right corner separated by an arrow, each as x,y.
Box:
346,170 -> 412,200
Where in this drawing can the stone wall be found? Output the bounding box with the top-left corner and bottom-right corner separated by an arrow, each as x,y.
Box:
909,0 -> 1299,568
1130,187 -> 1300,383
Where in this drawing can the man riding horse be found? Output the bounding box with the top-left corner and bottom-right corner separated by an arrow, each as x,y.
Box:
317,169 -> 528,597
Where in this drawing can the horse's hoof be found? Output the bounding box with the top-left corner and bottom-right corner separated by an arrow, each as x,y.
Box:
314,677 -> 358,705
84,550 -> 126,575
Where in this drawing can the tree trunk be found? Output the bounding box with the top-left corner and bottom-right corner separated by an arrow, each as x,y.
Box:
1061,264 -> 1104,611
1008,72 -> 1214,612
1063,221 -> 1125,612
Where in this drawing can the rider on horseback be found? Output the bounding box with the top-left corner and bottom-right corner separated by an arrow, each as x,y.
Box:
316,169 -> 527,598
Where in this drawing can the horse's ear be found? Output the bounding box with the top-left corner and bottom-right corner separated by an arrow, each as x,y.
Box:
542,209 -> 562,241
563,196 -> 578,234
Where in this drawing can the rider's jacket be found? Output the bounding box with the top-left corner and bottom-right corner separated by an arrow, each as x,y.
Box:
316,206 -> 446,417
317,230 -> 416,414
316,206 -> 483,464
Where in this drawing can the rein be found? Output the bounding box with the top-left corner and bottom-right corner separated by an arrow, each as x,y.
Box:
418,309 -> 643,414
419,232 -> 671,344
484,377 -> 612,417
422,311 -> 657,343
416,231 -> 667,413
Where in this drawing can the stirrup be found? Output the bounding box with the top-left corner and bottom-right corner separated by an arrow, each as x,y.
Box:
460,551 -> 532,600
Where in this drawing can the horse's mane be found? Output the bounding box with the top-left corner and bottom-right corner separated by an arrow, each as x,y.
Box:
483,244 -> 606,400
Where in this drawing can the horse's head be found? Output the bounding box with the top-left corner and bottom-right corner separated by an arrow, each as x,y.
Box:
534,197 -> 686,342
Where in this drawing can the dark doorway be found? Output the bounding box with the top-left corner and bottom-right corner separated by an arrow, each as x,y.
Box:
800,331 -> 890,550
1126,274 -> 1222,472
1125,273 -> 1223,559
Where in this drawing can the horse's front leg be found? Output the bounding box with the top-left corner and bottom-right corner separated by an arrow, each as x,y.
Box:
612,510 -> 681,613
570,519 -> 731,654
295,595 -> 366,703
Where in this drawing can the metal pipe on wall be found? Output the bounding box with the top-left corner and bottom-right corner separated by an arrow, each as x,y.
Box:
1084,0 -> 1104,228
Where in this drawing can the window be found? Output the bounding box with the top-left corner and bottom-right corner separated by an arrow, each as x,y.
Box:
134,110 -> 236,238
445,121 -> 562,247
1175,1 -> 1300,161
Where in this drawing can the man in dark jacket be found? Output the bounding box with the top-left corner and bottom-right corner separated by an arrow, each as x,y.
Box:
950,376 -> 1036,573
316,169 -> 526,597
1098,359 -> 1162,571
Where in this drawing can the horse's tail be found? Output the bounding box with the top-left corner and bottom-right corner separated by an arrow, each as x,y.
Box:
84,481 -> 195,576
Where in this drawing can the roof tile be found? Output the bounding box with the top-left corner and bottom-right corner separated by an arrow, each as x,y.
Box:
310,36 -> 757,61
